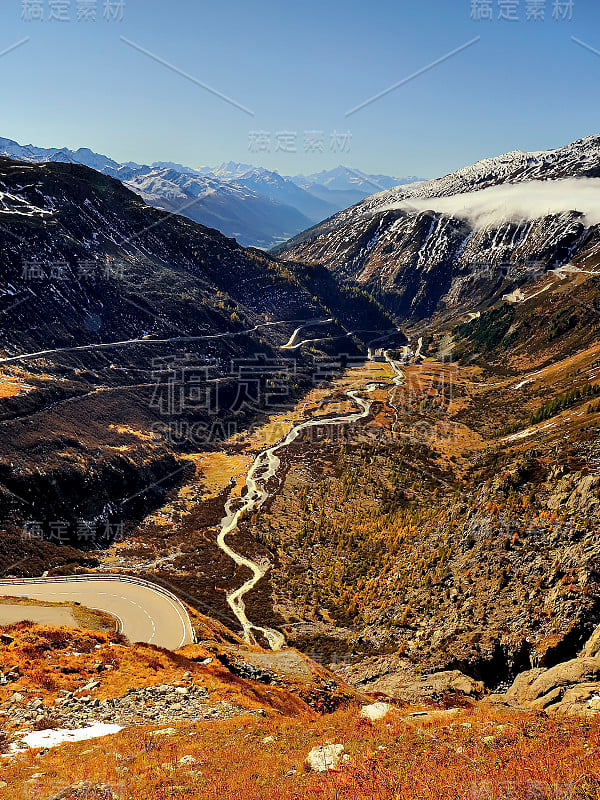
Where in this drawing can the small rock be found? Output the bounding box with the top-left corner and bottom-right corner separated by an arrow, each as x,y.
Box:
406,708 -> 462,724
150,727 -> 176,737
178,755 -> 196,765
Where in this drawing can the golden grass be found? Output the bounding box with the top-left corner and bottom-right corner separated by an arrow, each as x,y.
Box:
1,704 -> 599,799
0,368 -> 33,398
108,425 -> 156,441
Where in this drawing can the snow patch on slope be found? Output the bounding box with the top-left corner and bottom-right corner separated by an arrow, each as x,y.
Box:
9,723 -> 123,753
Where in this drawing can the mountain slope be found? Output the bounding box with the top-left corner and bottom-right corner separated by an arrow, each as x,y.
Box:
124,166 -> 315,249
0,156 -> 392,565
280,136 -> 600,319
293,166 -> 420,212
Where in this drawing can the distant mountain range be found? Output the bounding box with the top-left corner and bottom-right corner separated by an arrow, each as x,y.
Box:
0,137 -> 422,249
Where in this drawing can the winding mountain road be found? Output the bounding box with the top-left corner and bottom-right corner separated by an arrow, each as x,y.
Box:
280,318 -> 333,349
0,576 -> 195,650
0,320 -> 403,364
0,319 -> 305,366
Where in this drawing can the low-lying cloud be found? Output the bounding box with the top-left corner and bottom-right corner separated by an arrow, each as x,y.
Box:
379,178 -> 600,229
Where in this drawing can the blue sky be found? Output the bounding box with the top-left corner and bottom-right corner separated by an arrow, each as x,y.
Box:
1,0 -> 599,178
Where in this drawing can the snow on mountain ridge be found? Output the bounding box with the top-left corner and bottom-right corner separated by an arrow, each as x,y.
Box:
0,135 -> 413,247
279,134 -> 600,321
360,135 -> 600,214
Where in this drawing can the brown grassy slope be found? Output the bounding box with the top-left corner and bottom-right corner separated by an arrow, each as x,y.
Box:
1,704 -> 600,799
246,352 -> 600,680
0,621 -> 358,726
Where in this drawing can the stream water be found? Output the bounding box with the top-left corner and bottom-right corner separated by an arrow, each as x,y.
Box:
216,388 -> 375,650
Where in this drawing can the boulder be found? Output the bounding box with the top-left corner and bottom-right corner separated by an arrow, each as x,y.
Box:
567,475 -> 600,512
422,670 -> 484,698
503,668 -> 546,703
508,657 -> 600,704
149,728 -> 176,737
547,472 -> 600,514
360,702 -> 394,722
499,657 -> 600,715
582,626 -> 600,659
550,683 -> 600,716
351,667 -> 483,703
306,744 -> 345,772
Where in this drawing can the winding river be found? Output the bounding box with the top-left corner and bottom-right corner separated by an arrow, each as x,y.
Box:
216,387 -> 376,650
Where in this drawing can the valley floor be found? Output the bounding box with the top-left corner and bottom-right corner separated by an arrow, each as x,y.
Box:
3,323 -> 600,798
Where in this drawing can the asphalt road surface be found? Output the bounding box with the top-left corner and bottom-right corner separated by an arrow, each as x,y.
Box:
0,577 -> 195,650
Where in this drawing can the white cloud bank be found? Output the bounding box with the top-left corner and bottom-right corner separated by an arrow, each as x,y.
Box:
379,178 -> 600,229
